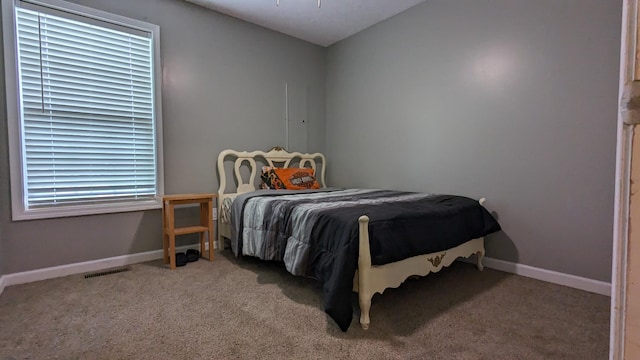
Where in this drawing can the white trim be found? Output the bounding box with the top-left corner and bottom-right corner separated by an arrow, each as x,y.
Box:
1,245 -> 199,287
611,1 -> 634,359
462,256 -> 611,296
13,200 -> 163,221
1,246 -> 611,297
285,81 -> 290,150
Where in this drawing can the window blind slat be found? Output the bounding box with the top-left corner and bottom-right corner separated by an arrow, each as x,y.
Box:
21,80 -> 153,102
23,117 -> 154,126
20,75 -> 152,97
34,57 -> 152,79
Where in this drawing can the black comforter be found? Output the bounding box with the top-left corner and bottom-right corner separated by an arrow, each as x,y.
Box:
231,189 -> 501,331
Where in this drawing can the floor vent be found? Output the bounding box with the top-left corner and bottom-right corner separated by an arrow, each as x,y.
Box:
84,266 -> 132,279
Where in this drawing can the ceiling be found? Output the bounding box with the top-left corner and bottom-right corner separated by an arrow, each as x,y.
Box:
184,0 -> 426,47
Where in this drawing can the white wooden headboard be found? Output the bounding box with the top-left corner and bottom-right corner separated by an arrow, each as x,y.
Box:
216,147 -> 327,205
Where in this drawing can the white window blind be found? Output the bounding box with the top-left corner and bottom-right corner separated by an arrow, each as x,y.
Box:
14,4 -> 158,209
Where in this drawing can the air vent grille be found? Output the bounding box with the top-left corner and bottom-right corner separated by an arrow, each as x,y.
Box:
84,266 -> 131,279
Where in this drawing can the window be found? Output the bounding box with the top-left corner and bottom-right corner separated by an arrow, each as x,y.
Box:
2,0 -> 164,220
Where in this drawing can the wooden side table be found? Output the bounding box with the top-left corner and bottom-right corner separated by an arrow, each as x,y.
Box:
162,193 -> 216,269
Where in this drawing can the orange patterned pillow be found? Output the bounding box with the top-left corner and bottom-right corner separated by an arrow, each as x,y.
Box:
261,167 -> 320,190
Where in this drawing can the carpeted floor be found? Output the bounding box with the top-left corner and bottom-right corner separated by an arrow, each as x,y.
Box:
0,251 -> 610,359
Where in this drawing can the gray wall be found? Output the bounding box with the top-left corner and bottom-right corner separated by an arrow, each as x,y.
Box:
326,0 -> 621,281
0,0 -> 326,273
0,0 -> 622,284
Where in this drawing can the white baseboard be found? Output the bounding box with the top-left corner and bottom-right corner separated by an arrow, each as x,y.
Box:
2,244 -> 201,288
463,256 -> 611,296
1,246 -> 611,297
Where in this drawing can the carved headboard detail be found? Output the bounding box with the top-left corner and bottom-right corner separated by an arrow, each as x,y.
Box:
216,148 -> 327,206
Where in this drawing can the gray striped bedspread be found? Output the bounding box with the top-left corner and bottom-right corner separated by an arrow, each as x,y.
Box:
229,188 -> 501,331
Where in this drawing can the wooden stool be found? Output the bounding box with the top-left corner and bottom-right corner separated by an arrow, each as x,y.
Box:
162,193 -> 216,269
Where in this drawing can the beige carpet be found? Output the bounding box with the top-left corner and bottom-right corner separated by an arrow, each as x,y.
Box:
0,251 -> 610,359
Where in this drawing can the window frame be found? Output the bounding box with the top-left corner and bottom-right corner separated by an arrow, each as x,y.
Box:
2,0 -> 164,220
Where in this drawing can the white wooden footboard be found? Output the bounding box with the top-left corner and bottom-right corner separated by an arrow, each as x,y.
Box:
353,216 -> 485,330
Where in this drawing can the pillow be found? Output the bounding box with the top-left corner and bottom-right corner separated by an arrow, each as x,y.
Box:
261,167 -> 320,190
259,166 -> 276,189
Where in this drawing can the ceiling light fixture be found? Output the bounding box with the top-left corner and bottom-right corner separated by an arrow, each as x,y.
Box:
276,0 -> 321,8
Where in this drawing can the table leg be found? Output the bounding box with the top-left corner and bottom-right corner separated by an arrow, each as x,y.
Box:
200,202 -> 206,258
168,203 -> 176,270
162,200 -> 168,264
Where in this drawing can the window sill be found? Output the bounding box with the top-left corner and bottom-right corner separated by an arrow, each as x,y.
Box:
12,198 -> 163,221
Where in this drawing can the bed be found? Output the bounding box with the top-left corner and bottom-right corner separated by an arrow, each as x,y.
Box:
216,147 -> 501,331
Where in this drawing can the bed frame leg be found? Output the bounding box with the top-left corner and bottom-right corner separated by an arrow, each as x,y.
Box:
476,200 -> 487,272
218,233 -> 225,251
476,249 -> 485,271
359,295 -> 371,330
358,215 -> 372,330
